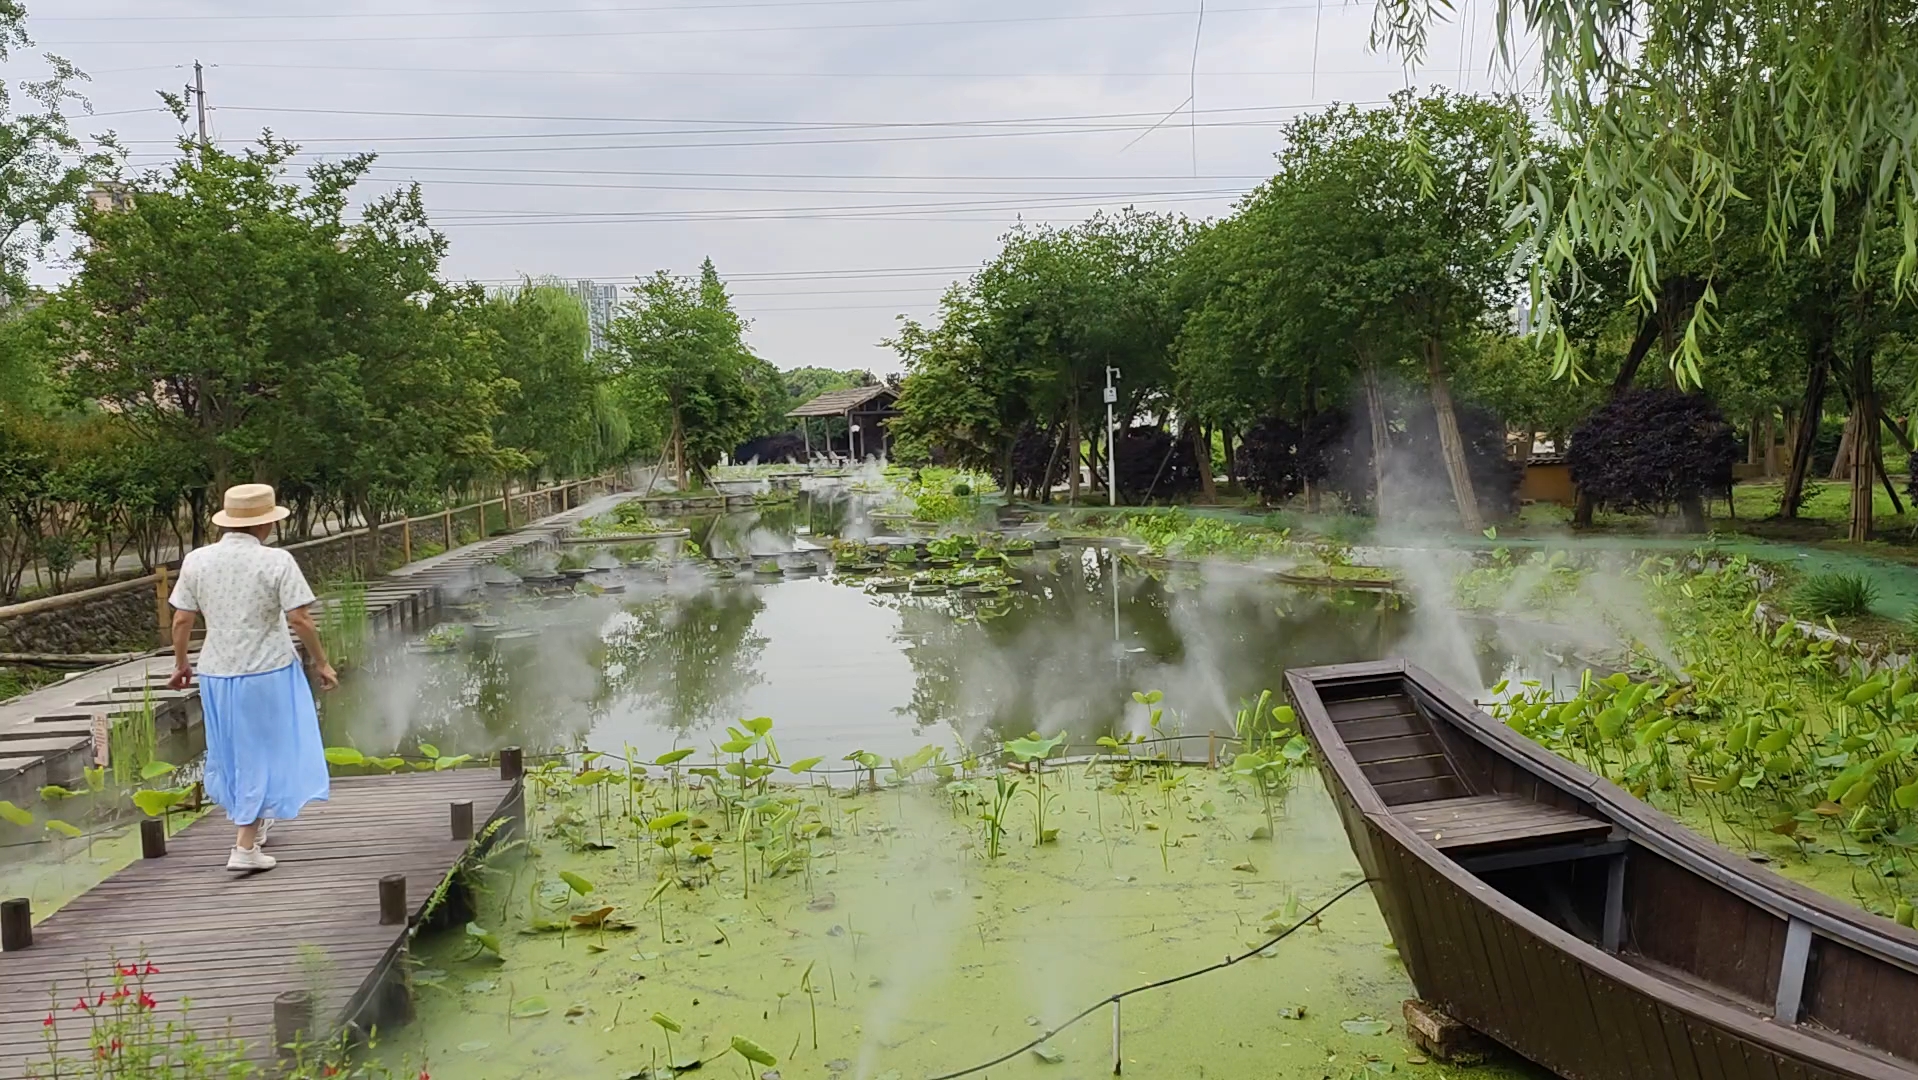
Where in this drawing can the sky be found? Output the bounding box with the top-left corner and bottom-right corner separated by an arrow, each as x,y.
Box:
30,0 -> 1529,373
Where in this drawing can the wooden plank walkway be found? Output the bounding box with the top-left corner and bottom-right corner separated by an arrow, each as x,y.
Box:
0,769 -> 521,1074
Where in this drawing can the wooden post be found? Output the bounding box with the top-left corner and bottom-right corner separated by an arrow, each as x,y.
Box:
379,874 -> 408,925
140,818 -> 167,859
401,518 -> 412,565
273,989 -> 313,1057
451,799 -> 474,840
501,482 -> 513,530
1,897 -> 30,951
500,746 -> 523,781
154,565 -> 172,646
442,509 -> 453,550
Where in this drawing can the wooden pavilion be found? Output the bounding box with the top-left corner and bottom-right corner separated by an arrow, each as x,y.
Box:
787,385 -> 898,461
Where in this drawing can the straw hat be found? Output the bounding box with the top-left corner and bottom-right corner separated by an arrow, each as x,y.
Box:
212,483 -> 291,529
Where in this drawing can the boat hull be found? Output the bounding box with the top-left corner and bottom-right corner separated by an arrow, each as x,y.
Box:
1289,661 -> 1918,1080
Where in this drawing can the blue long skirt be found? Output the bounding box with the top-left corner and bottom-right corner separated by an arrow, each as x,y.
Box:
199,662 -> 330,826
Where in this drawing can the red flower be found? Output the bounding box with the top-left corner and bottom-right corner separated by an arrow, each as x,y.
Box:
142,961 -> 160,975
112,987 -> 132,1001
95,991 -> 110,1007
322,1067 -> 340,1078
419,1071 -> 430,1080
71,997 -> 89,1013
42,1014 -> 54,1028
118,964 -> 138,977
137,992 -> 158,1010
110,1038 -> 122,1053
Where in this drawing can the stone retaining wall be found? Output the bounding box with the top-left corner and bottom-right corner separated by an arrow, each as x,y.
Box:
0,480 -> 606,656
0,587 -> 158,654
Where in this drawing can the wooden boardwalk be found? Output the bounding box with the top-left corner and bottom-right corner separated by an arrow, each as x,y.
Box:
0,769 -> 521,1075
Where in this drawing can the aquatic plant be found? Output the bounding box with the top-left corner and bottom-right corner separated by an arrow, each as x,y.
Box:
1487,552 -> 1918,912
1005,733 -> 1065,845
315,579 -> 371,669
979,772 -> 1020,859
1794,572 -> 1878,618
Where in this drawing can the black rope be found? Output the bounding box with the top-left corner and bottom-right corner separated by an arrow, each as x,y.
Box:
924,876 -> 1374,1080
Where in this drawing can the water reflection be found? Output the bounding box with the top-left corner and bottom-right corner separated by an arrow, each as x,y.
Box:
320,490 -> 1572,765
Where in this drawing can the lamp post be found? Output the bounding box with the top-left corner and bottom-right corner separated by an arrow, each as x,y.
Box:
1104,366 -> 1120,507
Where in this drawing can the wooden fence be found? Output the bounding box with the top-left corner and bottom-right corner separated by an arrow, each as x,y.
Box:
0,475 -> 617,646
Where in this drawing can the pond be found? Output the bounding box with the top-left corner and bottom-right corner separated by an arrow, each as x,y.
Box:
317,490 -> 1577,769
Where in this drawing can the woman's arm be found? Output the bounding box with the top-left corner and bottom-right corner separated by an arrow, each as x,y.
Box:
285,605 -> 339,690
167,609 -> 197,690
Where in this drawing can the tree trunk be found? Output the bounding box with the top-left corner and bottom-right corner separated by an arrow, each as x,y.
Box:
1850,350 -> 1878,543
1067,400 -> 1081,505
1748,415 -> 1763,466
1781,335 -> 1832,519
1361,358 -> 1390,521
1222,422 -> 1239,488
1193,421 -> 1217,503
1762,413 -> 1779,476
1425,339 -> 1483,532
1830,408 -> 1858,481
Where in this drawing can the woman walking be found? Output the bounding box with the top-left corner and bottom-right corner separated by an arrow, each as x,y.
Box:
167,484 -> 338,873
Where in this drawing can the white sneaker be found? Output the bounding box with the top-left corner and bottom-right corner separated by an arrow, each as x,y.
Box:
226,845 -> 277,873
257,818 -> 276,846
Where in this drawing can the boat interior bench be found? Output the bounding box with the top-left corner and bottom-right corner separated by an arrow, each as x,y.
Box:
1393,794 -> 1624,873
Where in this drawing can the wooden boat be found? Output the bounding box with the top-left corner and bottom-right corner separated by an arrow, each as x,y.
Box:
1285,660 -> 1918,1080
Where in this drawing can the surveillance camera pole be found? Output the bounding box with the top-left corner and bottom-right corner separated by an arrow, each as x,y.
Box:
1104,366 -> 1120,507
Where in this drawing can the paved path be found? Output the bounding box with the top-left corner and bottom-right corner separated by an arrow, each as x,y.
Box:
0,768 -> 521,1073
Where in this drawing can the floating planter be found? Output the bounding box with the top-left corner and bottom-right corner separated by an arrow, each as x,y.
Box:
927,557 -> 957,570
1004,539 -> 1036,555
872,579 -> 910,593
598,583 -> 627,595
1031,537 -> 1061,550
495,628 -> 541,649
469,619 -> 503,643
909,581 -> 946,596
753,561 -> 785,580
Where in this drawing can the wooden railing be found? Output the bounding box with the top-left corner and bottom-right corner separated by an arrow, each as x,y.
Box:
0,474 -> 618,637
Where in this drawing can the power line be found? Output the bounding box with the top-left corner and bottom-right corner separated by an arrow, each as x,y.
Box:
191,60 -> 1389,82
44,4 -> 1306,46
202,99 -> 1327,131
420,188 -> 1238,217
114,109 -> 1372,156
465,262 -> 979,282
351,166 -> 1273,182
412,189 -> 1239,225
347,176 -> 1245,196
42,0 -> 948,20
44,0 -> 1359,20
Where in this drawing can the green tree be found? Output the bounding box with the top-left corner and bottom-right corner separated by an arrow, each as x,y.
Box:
54,137 -> 518,536
0,3 -> 118,307
1257,91 -> 1539,527
604,259 -> 761,486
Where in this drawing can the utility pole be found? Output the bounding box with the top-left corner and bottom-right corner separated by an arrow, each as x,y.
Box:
1104,366 -> 1120,507
185,60 -> 208,147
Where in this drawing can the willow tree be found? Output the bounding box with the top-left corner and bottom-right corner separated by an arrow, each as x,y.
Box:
1378,0 -> 1918,540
